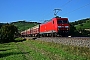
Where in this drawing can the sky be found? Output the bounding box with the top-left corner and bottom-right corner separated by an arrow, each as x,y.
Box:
0,0 -> 90,23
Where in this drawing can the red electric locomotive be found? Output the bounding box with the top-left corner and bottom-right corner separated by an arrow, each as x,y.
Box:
40,16 -> 70,36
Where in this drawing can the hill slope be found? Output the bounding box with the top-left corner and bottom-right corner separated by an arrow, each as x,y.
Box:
11,21 -> 40,31
75,21 -> 90,29
69,18 -> 90,36
70,18 -> 90,29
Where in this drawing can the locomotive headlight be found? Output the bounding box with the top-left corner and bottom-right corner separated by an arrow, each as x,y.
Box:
65,26 -> 69,28
58,26 -> 62,28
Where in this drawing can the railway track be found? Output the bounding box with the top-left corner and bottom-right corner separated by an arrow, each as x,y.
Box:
24,37 -> 90,48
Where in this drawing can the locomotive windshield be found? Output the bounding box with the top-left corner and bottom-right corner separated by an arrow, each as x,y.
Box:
57,20 -> 68,24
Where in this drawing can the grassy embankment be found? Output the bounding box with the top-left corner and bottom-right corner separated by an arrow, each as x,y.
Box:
0,38 -> 90,60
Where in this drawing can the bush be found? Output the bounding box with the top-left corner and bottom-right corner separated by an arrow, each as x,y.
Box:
0,24 -> 18,43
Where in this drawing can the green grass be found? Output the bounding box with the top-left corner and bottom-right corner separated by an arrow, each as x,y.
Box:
0,42 -> 25,60
0,38 -> 90,60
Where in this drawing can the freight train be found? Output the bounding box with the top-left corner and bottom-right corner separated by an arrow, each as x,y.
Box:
21,16 -> 70,37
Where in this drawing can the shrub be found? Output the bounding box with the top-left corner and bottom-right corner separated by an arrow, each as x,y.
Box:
0,24 -> 18,43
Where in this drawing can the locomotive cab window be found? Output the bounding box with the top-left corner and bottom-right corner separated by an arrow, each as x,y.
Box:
57,20 -> 68,24
63,20 -> 68,23
57,20 -> 62,24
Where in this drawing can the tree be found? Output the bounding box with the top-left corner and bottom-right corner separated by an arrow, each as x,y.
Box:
0,24 -> 18,43
69,24 -> 80,36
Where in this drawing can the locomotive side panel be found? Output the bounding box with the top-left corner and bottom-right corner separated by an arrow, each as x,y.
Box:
40,20 -> 54,34
52,18 -> 58,33
45,21 -> 53,33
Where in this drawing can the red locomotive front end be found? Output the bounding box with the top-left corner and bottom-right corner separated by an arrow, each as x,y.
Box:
56,17 -> 69,36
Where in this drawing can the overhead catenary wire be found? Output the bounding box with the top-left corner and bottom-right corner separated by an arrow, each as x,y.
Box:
60,0 -> 73,8
53,0 -> 73,17
62,2 -> 90,16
